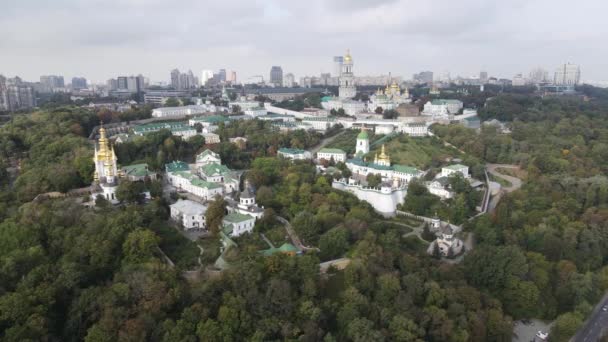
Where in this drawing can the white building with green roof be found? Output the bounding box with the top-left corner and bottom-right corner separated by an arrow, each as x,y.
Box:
356,129 -> 370,155
222,212 -> 256,237
422,99 -> 463,117
199,162 -> 239,193
170,199 -> 208,230
301,116 -> 338,132
317,148 -> 346,163
440,164 -> 469,179
132,122 -> 197,139
195,149 -> 221,168
120,163 -> 157,181
278,148 -> 312,160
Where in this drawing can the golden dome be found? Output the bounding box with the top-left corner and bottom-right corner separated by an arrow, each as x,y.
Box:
391,80 -> 400,89
344,49 -> 352,63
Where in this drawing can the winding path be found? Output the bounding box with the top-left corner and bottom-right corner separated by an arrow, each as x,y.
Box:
309,130 -> 346,154
276,216 -> 320,252
486,164 -> 523,192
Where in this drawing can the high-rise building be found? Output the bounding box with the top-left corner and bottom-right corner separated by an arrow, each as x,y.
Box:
479,71 -> 488,84
270,66 -> 283,87
40,75 -> 65,91
171,69 -> 181,89
333,56 -> 344,77
117,76 -> 129,90
227,71 -> 237,84
218,69 -> 227,83
72,77 -> 87,90
529,67 -> 548,83
339,50 -> 356,99
283,73 -> 295,87
413,71 -> 434,85
512,74 -> 527,86
0,76 -> 36,111
106,78 -> 118,91
201,70 -> 214,86
554,63 -> 580,86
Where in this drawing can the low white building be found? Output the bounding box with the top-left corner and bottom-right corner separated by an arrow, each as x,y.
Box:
422,99 -> 463,117
375,124 -> 394,135
243,107 -> 267,118
401,122 -> 429,136
278,148 -> 312,160
427,177 -> 453,199
229,97 -> 261,111
202,132 -> 221,144
321,96 -> 366,115
234,183 -> 264,219
170,200 -> 208,230
195,149 -> 221,168
301,116 -> 337,132
441,164 -> 470,178
165,161 -> 224,200
223,212 -> 256,237
332,178 -> 407,215
317,148 -> 347,163
152,104 -> 217,118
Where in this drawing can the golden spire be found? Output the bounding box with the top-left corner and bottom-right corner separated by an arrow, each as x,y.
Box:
344,49 -> 352,63
378,144 -> 390,164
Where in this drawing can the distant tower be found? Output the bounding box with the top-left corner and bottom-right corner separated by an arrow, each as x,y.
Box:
339,49 -> 356,99
93,123 -> 119,202
355,128 -> 369,156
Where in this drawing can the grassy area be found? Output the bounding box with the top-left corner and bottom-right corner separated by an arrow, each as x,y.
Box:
391,215 -> 424,227
371,221 -> 413,235
325,129 -> 381,155
367,135 -> 462,169
149,220 -> 200,269
199,237 -> 222,266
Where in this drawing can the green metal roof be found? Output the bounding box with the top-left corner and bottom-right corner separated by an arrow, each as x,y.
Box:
223,212 -> 254,224
318,148 -> 346,154
165,161 -> 190,173
196,149 -> 218,160
121,163 -> 152,177
200,163 -> 231,177
393,164 -> 421,175
191,115 -> 229,123
357,130 -> 369,139
278,148 -> 307,155
260,243 -> 299,256
133,122 -> 189,134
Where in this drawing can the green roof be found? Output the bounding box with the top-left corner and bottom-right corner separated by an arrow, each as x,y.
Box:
165,161 -> 190,173
200,163 -> 231,177
393,164 -> 421,175
318,148 -> 346,154
223,212 -> 254,224
133,122 -> 189,134
191,178 -> 223,189
191,115 -> 229,123
196,149 -> 218,160
321,96 -> 333,102
121,163 -> 152,177
357,130 -> 369,139
278,148 -> 307,155
261,243 -> 299,256
444,164 -> 468,170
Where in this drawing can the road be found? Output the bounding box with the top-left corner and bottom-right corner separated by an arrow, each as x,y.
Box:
486,164 -> 523,193
309,130 -> 346,154
571,294 -> 608,342
276,216 -> 319,252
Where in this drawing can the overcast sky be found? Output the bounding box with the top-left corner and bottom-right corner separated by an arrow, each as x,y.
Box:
1,0 -> 606,84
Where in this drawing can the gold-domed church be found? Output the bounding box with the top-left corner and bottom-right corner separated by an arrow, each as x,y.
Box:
92,124 -> 119,203
369,76 -> 411,112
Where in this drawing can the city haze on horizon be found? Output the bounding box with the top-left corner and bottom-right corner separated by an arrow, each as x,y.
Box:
1,0 -> 606,83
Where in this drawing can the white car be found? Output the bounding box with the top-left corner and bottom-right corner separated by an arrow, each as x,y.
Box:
602,305 -> 608,312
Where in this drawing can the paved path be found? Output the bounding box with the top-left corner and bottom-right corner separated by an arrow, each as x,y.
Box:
571,293 -> 608,342
276,216 -> 319,252
319,258 -> 351,273
309,130 -> 346,154
487,164 -> 523,193
260,233 -> 275,248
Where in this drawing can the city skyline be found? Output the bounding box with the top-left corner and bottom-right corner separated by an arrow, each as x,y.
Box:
0,0 -> 606,83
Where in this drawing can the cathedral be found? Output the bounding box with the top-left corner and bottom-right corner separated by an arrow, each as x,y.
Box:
321,49 -> 366,115
368,79 -> 411,112
92,124 -> 119,203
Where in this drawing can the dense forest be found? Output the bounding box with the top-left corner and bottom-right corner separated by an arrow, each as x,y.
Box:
1,88 -> 608,341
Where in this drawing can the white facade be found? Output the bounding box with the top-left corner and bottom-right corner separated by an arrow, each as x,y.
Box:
223,213 -> 256,237
355,131 -> 370,155
151,104 -> 217,118
440,164 -> 470,178
427,179 -> 453,199
422,99 -> 463,117
202,133 -> 220,144
278,148 -> 312,160
301,117 -> 337,132
170,200 -> 208,230
167,171 -> 224,200
375,125 -> 394,135
317,149 -> 347,163
229,97 -> 260,111
171,128 -> 198,139
339,50 -> 356,99
195,149 -> 221,168
332,179 -> 407,215
243,107 -> 267,118
400,122 -> 429,136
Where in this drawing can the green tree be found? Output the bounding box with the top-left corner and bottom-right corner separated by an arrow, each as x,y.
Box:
164,97 -> 181,107
122,229 -> 160,263
366,173 -> 382,188
205,196 -> 227,236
